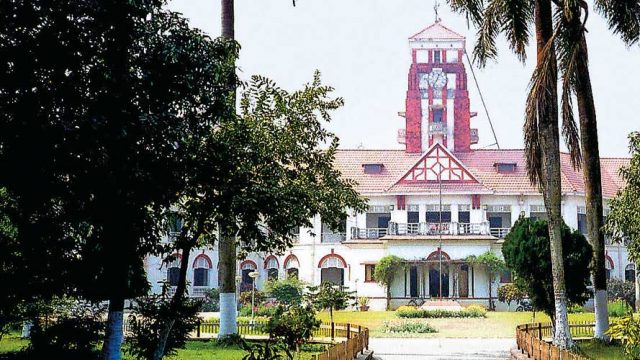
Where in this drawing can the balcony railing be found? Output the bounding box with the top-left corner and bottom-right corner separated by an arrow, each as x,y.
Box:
350,222 -> 511,240
429,122 -> 447,134
490,227 -> 511,239
321,232 -> 346,243
351,227 -> 388,239
192,286 -> 210,298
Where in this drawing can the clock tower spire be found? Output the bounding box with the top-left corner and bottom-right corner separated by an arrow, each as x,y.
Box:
401,21 -> 477,153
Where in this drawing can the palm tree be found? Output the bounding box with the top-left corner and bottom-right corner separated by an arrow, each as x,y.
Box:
553,0 -> 640,340
448,0 -> 575,348
218,0 -> 239,338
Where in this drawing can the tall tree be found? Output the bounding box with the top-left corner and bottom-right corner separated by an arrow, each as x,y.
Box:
554,0 -> 640,339
218,0 -> 239,338
448,0 -> 576,347
0,2 -> 235,359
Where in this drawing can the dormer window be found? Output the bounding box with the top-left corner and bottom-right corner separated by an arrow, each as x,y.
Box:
363,163 -> 384,174
494,162 -> 517,173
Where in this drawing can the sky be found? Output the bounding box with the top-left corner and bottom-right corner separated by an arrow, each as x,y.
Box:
168,0 -> 639,157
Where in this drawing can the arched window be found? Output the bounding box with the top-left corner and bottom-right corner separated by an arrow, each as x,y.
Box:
605,257 -> 614,280
241,260 -> 257,288
285,255 -> 300,279
626,264 -> 636,282
167,258 -> 181,287
193,255 -> 212,287
319,254 -> 346,286
265,256 -> 279,281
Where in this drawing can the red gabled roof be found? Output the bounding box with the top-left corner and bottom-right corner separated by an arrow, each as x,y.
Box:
333,148 -> 629,198
409,21 -> 465,41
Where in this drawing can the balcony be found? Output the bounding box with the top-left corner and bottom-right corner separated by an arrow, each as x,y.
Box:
321,232 -> 346,243
350,222 -> 510,239
350,227 -> 388,239
429,122 -> 447,134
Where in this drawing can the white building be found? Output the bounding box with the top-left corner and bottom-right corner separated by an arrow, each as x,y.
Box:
145,21 -> 632,310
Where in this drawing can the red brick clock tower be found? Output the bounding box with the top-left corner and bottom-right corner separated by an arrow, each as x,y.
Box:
401,21 -> 477,154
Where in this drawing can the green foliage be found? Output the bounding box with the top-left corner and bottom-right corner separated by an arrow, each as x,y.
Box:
239,304 -> 278,318
466,251 -> 506,310
607,133 -> 640,263
266,278 -> 305,307
124,294 -> 201,360
358,296 -> 370,307
306,282 -> 354,324
498,283 -> 527,306
240,290 -> 267,306
567,304 -> 585,314
607,315 -> 640,359
608,278 -> 636,310
395,307 -> 486,319
266,305 -> 320,355
241,339 -> 290,360
24,301 -> 105,360
374,255 -> 405,310
382,321 -> 437,334
200,288 -> 220,312
214,333 -> 244,348
502,217 -> 592,320
607,300 -> 630,318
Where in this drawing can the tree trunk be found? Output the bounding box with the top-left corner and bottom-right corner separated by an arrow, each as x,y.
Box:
574,35 -> 609,340
218,0 -> 238,339
152,243 -> 194,360
221,0 -> 234,39
218,229 -> 238,337
386,286 -> 390,311
102,298 -> 125,360
534,0 -> 573,349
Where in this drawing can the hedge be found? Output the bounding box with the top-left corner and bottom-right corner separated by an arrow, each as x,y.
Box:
396,306 -> 486,319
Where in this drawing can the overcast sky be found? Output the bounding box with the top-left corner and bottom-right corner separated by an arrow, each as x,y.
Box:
168,0 -> 639,157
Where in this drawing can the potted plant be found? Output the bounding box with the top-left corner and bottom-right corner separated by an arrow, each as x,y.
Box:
358,296 -> 370,311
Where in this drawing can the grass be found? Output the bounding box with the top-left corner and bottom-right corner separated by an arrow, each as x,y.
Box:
0,334 -> 27,354
316,310 -> 597,338
0,337 -> 319,360
578,340 -> 625,360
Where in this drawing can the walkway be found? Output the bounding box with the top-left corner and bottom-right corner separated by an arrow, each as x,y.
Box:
370,338 -> 515,359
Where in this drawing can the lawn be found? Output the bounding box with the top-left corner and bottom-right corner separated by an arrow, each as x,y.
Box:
578,340 -> 625,360
316,310 -> 597,338
0,336 -> 320,360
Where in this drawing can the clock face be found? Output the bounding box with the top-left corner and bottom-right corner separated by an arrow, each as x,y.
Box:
428,70 -> 447,89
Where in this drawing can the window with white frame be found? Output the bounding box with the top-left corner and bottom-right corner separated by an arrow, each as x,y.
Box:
285,256 -> 300,279
193,256 -> 211,287
266,257 -> 279,281
626,264 -> 636,282
320,255 -> 345,286
241,262 -> 257,288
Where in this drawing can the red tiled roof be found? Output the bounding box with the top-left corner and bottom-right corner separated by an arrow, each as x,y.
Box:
409,22 -> 465,41
334,148 -> 629,198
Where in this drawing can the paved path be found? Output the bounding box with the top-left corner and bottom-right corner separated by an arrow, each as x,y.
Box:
370,338 -> 515,359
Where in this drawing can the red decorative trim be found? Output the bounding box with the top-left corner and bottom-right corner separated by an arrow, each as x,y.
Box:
283,254 -> 299,269
317,253 -> 347,268
192,254 -> 213,269
398,143 -> 479,183
605,255 -> 615,269
240,259 -> 257,270
426,249 -> 451,260
263,255 -> 280,269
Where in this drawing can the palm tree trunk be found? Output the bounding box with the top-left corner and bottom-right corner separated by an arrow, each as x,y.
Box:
534,0 -> 573,349
218,227 -> 238,336
221,0 -> 234,39
218,0 -> 238,338
386,287 -> 390,311
574,35 -> 609,340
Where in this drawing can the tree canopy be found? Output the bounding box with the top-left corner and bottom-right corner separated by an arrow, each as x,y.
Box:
606,132 -> 640,262
502,217 -> 592,319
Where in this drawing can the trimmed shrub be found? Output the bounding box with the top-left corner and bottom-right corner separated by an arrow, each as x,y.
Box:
395,305 -> 417,312
567,304 -> 585,314
383,321 -> 437,334
396,307 -> 486,319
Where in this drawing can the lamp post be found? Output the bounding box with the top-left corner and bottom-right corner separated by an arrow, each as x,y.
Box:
235,275 -> 242,315
248,271 -> 259,324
